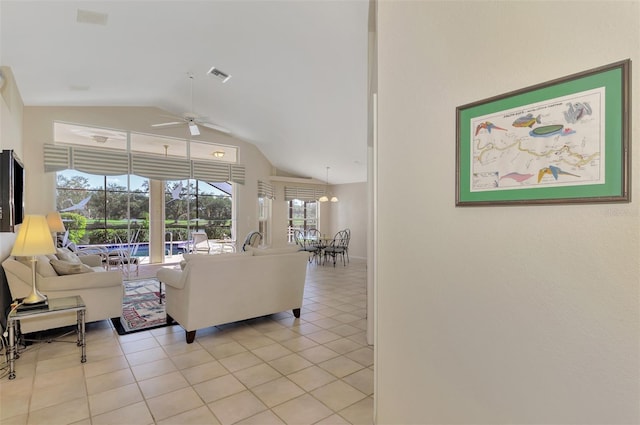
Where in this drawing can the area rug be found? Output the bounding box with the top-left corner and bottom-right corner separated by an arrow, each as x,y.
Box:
111,278 -> 169,335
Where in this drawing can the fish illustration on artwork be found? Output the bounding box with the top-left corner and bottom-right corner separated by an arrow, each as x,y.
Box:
529,124 -> 575,137
512,114 -> 541,128
500,172 -> 534,183
529,124 -> 564,137
537,165 -> 580,183
475,121 -> 507,136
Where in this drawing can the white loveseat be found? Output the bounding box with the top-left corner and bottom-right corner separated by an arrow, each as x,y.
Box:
2,249 -> 124,334
157,247 -> 309,343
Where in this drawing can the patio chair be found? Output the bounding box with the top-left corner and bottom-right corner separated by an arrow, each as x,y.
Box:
191,231 -> 211,254
107,232 -> 140,278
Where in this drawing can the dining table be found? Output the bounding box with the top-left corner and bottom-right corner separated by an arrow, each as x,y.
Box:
302,236 -> 333,264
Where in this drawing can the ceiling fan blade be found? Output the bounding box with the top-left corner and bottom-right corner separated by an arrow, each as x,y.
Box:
199,121 -> 232,134
158,114 -> 183,120
151,121 -> 183,128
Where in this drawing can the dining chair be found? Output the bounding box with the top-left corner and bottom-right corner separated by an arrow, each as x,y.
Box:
343,228 -> 351,264
306,228 -> 321,240
293,229 -> 305,248
242,231 -> 263,251
301,229 -> 322,264
323,230 -> 348,267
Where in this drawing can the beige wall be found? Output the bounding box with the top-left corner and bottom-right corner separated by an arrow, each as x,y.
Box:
17,105 -> 367,255
268,180 -> 366,255
0,67 -> 23,324
0,66 -> 22,259
376,1 -> 639,423
331,182 -> 366,259
0,67 -> 23,156
21,106 -> 274,251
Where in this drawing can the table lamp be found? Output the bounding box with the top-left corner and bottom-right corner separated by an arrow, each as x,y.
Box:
46,211 -> 66,246
10,215 -> 56,304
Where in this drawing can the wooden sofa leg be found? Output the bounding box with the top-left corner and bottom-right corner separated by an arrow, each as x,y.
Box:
186,330 -> 196,344
293,308 -> 301,318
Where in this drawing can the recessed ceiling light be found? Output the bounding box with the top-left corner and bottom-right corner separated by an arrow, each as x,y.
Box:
76,9 -> 108,26
207,67 -> 231,83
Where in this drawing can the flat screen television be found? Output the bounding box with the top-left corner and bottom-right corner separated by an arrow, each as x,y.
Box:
0,149 -> 24,232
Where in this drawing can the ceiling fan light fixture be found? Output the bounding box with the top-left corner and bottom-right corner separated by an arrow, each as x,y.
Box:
188,122 -> 200,136
207,66 -> 232,83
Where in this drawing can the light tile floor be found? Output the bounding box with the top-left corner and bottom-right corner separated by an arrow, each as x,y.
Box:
1,258 -> 372,425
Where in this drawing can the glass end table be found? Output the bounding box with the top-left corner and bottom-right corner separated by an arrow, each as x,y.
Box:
7,295 -> 86,380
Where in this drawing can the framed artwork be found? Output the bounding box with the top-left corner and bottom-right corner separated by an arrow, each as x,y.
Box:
456,59 -> 630,206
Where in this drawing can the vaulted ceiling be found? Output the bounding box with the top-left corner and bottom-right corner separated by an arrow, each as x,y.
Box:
1,1 -> 370,184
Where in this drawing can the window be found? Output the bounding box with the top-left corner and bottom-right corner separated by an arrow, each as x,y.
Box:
51,122 -> 242,260
258,197 -> 271,246
56,170 -> 149,245
257,180 -> 274,246
288,199 -> 318,242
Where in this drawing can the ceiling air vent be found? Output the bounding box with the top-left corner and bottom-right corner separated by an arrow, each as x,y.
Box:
207,67 -> 231,83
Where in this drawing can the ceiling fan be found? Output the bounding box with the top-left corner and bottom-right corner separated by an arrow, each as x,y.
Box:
151,74 -> 231,136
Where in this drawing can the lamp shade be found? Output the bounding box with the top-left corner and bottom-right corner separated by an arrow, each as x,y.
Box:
46,212 -> 66,233
11,215 -> 57,256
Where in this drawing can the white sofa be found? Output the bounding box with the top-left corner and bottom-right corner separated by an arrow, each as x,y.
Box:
157,247 -> 309,343
2,249 -> 124,334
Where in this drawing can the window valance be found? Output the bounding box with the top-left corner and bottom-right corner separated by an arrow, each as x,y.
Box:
44,144 -> 245,184
284,186 -> 325,202
258,181 -> 275,199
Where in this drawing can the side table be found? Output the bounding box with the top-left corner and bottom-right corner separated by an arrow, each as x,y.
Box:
7,295 -> 87,380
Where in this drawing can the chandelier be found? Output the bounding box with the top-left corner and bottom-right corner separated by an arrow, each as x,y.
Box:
318,166 -> 338,203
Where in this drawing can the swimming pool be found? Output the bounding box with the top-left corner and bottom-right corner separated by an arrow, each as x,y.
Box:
78,241 -> 189,257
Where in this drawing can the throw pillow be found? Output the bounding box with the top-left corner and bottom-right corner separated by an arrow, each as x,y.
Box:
15,256 -> 59,277
50,259 -> 93,275
56,248 -> 81,264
